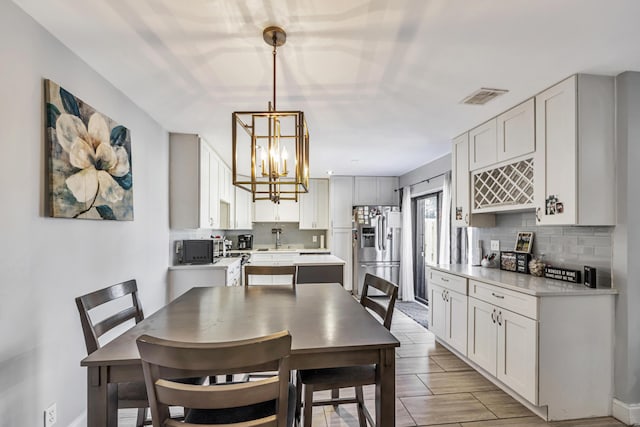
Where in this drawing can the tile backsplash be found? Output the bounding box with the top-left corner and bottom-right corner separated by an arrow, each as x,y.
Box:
471,211 -> 613,287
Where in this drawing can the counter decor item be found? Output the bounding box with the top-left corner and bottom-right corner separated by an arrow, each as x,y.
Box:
584,266 -> 597,288
514,231 -> 534,253
529,257 -> 545,277
500,251 -> 532,274
481,253 -> 496,268
544,266 -> 581,283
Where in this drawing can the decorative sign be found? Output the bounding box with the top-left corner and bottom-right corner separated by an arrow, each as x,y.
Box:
544,266 -> 582,283
500,251 -> 531,274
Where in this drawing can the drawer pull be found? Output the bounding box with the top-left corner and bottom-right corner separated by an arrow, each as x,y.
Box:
491,292 -> 505,299
441,277 -> 449,282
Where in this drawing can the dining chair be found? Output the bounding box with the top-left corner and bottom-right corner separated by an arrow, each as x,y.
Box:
296,273 -> 398,427
244,265 -> 298,288
75,279 -> 149,427
136,330 -> 296,427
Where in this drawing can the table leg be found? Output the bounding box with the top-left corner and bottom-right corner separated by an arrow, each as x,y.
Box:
376,348 -> 395,427
87,366 -> 118,427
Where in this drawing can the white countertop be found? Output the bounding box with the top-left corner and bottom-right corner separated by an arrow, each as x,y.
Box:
168,257 -> 241,271
228,248 -> 331,254
248,254 -> 345,267
432,264 -> 617,296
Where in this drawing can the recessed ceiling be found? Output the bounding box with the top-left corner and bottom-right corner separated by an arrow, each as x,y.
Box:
12,0 -> 640,177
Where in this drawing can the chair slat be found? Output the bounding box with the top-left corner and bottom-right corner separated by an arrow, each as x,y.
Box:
93,306 -> 139,338
164,416 -> 278,427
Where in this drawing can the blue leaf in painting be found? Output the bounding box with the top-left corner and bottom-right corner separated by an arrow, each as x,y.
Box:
110,125 -> 128,146
113,172 -> 133,190
60,87 -> 81,117
96,205 -> 117,220
46,103 -> 60,128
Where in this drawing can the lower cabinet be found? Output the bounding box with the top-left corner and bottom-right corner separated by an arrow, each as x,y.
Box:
429,282 -> 468,355
467,297 -> 538,404
168,259 -> 242,302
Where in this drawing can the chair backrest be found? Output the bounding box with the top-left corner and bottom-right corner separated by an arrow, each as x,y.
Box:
244,265 -> 297,288
75,279 -> 144,355
136,330 -> 292,427
360,273 -> 399,330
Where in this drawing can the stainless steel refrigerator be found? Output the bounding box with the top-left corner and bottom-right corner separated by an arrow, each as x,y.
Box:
353,206 -> 402,296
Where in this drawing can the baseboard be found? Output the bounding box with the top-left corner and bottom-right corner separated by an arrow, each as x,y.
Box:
613,398 -> 640,425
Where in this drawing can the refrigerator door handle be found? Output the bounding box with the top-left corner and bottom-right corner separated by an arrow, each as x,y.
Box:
376,215 -> 381,251
382,215 -> 387,251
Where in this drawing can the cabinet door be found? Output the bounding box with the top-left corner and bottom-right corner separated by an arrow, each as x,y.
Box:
253,200 -> 277,222
329,176 -> 354,228
353,177 -> 377,205
534,76 -> 577,225
330,227 -> 353,291
199,142 -> 212,228
429,284 -> 447,339
469,119 -> 497,171
299,180 -> 317,229
497,98 -> 535,162
209,153 -> 220,228
447,290 -> 468,355
496,309 -> 538,404
235,187 -> 252,229
276,200 -> 300,222
452,133 -> 470,227
467,297 -> 497,375
377,177 -> 398,206
314,179 -> 329,228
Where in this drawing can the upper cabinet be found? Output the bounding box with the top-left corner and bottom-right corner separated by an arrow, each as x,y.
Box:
169,133 -> 220,229
329,176 -> 354,229
299,179 -> 329,230
451,133 -> 495,228
533,75 -> 615,225
497,98 -> 535,163
452,74 -> 615,226
353,176 -> 399,206
253,199 -> 300,223
469,119 -> 497,171
234,185 -> 253,230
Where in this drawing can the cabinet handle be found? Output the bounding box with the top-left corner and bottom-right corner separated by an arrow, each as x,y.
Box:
491,309 -> 496,324
491,292 -> 504,299
535,207 -> 541,222
497,311 -> 503,326
441,277 -> 449,282
465,213 -> 469,225
442,292 -> 446,301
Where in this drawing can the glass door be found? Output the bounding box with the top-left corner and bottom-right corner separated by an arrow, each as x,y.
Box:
413,192 -> 442,304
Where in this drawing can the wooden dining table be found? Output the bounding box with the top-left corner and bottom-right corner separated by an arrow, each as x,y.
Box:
81,283 -> 400,426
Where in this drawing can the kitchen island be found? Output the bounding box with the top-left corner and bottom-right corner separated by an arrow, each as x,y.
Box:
427,264 -> 616,422
247,253 -> 345,286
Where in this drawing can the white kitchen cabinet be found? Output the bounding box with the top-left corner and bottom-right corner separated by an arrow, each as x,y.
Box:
167,259 -> 241,302
169,133 -> 220,229
330,227 -> 353,291
533,74 -> 615,226
219,162 -> 233,203
469,119 -> 497,171
451,133 -> 495,228
353,176 -> 399,206
467,297 -> 497,374
428,270 -> 468,355
234,186 -> 253,229
299,179 -> 329,229
497,98 -> 535,163
253,199 -> 300,222
329,176 -> 354,229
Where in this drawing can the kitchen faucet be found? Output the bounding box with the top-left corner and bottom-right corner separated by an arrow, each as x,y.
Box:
272,227 -> 283,249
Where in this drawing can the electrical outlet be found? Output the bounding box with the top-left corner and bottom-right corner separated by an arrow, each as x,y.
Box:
45,403 -> 57,427
312,235 -> 317,243
490,240 -> 500,251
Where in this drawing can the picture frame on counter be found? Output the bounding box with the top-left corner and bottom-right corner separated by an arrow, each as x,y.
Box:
514,231 -> 534,253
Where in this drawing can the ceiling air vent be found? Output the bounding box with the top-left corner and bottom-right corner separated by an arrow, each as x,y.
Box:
462,88 -> 509,105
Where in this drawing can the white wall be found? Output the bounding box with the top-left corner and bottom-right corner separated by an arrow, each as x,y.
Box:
0,2 -> 169,426
399,153 -> 450,196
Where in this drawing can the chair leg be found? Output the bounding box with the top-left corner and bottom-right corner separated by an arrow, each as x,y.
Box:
331,388 -> 340,409
136,407 -> 146,427
303,383 -> 314,427
295,373 -> 302,425
355,386 -> 368,427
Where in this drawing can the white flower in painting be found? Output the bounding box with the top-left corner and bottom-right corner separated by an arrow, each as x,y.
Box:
56,113 -> 130,204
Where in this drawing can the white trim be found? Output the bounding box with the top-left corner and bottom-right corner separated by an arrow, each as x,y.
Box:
613,398 -> 640,425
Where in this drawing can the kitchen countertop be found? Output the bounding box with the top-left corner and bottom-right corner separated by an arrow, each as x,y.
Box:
248,254 -> 345,267
228,248 -> 331,254
431,264 -> 618,296
168,257 -> 241,271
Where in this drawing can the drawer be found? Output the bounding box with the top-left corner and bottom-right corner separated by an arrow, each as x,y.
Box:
429,269 -> 467,295
469,280 -> 538,320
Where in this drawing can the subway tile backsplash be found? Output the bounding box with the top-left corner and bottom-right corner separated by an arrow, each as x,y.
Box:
471,211 -> 613,287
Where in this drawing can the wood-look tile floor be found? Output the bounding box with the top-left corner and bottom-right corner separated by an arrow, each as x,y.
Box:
118,309 -> 625,426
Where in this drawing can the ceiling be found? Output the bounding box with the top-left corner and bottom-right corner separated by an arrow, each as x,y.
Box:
13,0 -> 640,177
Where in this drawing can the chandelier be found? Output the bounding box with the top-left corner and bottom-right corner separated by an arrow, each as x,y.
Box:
232,26 -> 310,203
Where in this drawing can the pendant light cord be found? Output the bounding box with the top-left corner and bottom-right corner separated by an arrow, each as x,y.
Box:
272,36 -> 277,111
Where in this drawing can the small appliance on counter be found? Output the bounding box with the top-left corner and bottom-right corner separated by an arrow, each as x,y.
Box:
238,234 -> 253,250
176,239 -> 224,265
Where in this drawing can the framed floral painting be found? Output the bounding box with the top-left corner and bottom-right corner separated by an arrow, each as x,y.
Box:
45,79 -> 133,220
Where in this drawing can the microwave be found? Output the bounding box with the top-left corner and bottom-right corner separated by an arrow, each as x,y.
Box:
177,239 -> 223,264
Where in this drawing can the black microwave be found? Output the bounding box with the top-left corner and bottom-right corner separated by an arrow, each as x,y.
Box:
177,240 -> 214,264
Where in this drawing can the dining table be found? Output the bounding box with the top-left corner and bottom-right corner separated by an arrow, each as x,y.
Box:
81,283 -> 400,426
